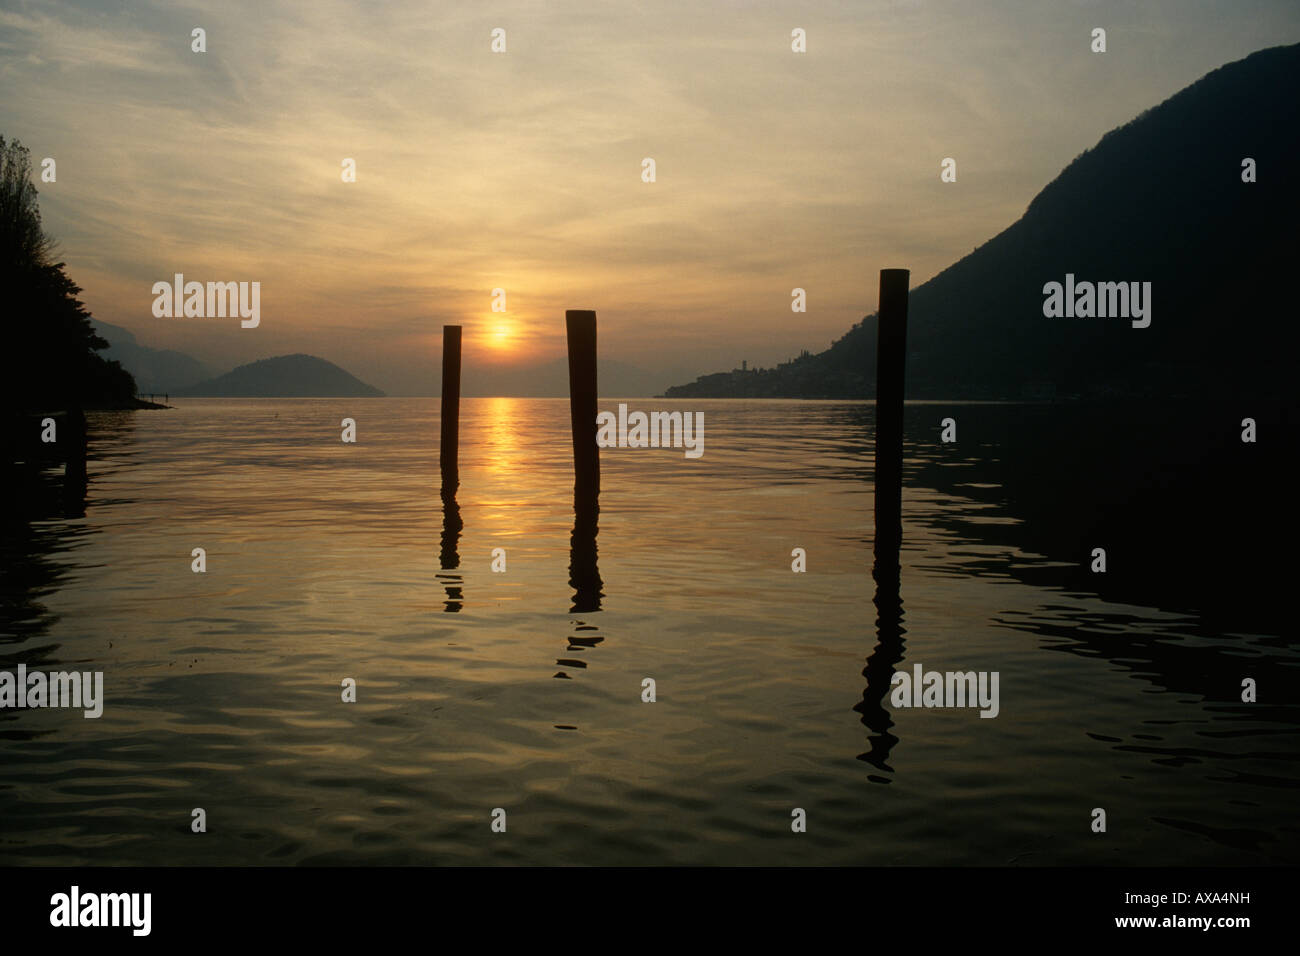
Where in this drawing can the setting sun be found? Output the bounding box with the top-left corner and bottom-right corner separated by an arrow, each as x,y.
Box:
487,320 -> 514,350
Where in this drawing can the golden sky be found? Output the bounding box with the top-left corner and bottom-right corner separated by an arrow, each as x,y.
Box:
2,0 -> 1297,393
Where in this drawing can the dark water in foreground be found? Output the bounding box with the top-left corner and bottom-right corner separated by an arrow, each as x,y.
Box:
1,398 -> 1296,865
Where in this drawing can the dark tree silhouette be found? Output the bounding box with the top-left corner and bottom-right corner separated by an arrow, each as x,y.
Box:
1,135 -> 136,412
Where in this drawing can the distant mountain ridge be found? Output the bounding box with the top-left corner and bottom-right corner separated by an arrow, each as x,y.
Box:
92,320 -> 213,394
665,43 -> 1300,401
175,354 -> 384,397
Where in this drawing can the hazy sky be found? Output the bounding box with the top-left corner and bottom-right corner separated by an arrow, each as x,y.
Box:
2,0 -> 1297,394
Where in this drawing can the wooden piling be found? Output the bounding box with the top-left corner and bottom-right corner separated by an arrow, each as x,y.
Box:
569,501 -> 603,614
874,269 -> 909,566
440,325 -> 461,492
565,310 -> 600,498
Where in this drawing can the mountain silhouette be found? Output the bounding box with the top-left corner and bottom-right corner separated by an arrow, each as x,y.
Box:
666,43 -> 1300,401
91,320 -> 213,394
175,354 -> 384,397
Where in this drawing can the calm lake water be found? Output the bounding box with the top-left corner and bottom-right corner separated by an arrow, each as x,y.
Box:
1,398 -> 1296,865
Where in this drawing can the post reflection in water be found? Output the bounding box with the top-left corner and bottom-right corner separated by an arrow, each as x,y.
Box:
555,486 -> 604,679
855,556 -> 906,782
437,474 -> 463,613
856,423 -> 907,781
569,489 -> 602,614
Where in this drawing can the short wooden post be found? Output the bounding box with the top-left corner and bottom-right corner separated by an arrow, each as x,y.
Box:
565,310 -> 600,498
440,325 -> 461,493
874,269 -> 909,567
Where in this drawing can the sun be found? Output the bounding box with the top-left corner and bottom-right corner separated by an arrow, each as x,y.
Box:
486,319 -> 514,351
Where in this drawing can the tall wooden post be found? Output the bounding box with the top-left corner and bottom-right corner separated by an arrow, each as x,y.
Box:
440,325 -> 461,493
565,310 -> 600,499
874,269 -> 909,567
